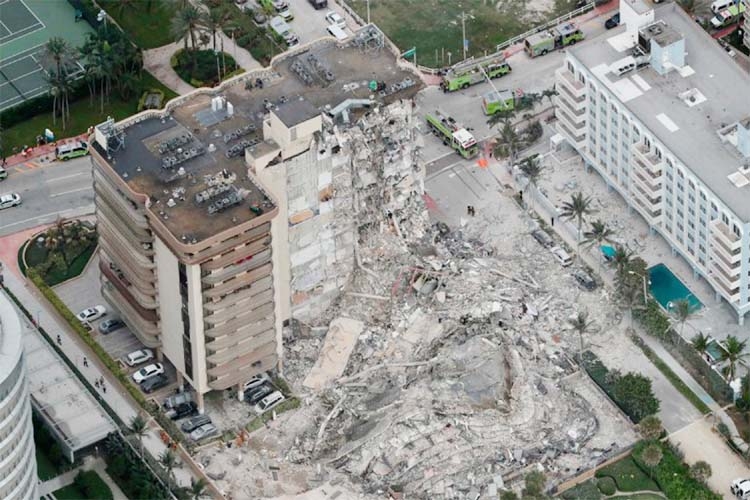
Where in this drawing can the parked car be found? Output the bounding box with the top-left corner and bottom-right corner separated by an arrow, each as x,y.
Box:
0,193 -> 21,209
77,305 -> 107,322
98,318 -> 125,334
181,414 -> 211,433
0,167 -> 7,181
166,401 -> 199,420
605,13 -> 620,29
531,229 -> 554,248
245,384 -> 274,405
164,391 -> 194,410
243,372 -> 270,392
251,9 -> 267,25
573,270 -> 596,291
125,349 -> 154,367
132,363 -> 164,383
141,374 -> 169,394
550,246 -> 573,267
731,478 -> 750,498
308,0 -> 328,9
325,10 -> 346,29
190,423 -> 219,441
254,391 -> 285,414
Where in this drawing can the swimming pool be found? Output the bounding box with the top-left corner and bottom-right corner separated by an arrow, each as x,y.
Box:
648,263 -> 703,312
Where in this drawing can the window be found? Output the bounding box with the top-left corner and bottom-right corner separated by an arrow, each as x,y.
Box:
578,73 -> 586,84
655,147 -> 662,159
644,137 -> 651,148
567,61 -> 575,73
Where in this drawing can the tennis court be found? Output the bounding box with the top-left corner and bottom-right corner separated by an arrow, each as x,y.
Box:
0,0 -> 93,112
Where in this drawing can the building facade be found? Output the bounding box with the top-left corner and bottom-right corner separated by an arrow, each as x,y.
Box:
744,0 -> 750,51
555,1 -> 750,323
0,291 -> 38,500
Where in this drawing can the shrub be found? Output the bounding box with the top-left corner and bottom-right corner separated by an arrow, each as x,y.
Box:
74,470 -> 114,500
596,476 -> 616,495
596,455 -> 659,492
632,441 -> 720,500
561,480 -> 601,500
171,49 -> 238,87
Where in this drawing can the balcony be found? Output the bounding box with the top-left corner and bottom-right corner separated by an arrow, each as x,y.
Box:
555,84 -> 586,113
202,235 -> 271,272
707,271 -> 741,303
102,283 -> 160,346
208,352 -> 277,391
631,170 -> 663,196
631,143 -> 664,175
709,219 -> 742,252
631,195 -> 662,225
207,339 -> 276,381
203,263 -> 272,300
204,275 -> 274,315
555,98 -> 586,128
204,303 -> 274,339
206,327 -> 276,364
204,288 -> 274,325
555,67 -> 586,99
202,249 -> 271,286
708,253 -> 742,282
100,258 -> 157,308
556,120 -> 586,149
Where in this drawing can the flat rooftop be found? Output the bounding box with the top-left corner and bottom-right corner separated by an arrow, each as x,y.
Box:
94,36 -> 420,242
22,316 -> 116,452
570,4 -> 750,221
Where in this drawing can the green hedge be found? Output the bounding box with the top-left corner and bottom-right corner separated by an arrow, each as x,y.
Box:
581,351 -> 660,423
633,441 -> 720,500
246,397 -> 301,433
171,49 -> 238,87
25,270 -> 186,449
73,470 -> 113,500
595,455 -> 659,492
596,476 -> 616,496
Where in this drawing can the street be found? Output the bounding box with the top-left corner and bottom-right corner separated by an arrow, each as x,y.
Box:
0,156 -> 93,237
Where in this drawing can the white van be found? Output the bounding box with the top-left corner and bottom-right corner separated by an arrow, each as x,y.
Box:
711,0 -> 734,13
269,16 -> 299,46
326,24 -> 348,42
550,246 -> 573,267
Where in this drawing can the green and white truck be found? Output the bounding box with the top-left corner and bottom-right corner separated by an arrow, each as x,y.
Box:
481,88 -> 528,115
425,110 -> 479,159
524,22 -> 584,58
710,2 -> 745,28
440,54 -> 511,92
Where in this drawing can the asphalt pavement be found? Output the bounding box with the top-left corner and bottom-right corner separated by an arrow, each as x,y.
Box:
0,155 -> 93,237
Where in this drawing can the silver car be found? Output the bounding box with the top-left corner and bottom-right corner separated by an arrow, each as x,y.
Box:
0,193 -> 21,209
189,423 -> 219,441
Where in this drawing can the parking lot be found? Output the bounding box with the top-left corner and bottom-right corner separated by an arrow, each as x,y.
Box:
243,0 -> 356,46
53,253 -> 179,401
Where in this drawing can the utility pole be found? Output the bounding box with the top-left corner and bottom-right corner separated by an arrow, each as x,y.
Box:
367,0 -> 371,24
462,11 -> 467,61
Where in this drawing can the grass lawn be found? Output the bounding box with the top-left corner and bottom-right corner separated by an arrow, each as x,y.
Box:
2,72 -> 177,154
24,239 -> 97,286
98,0 -> 174,49
561,479 -> 602,500
343,0 -> 581,68
596,456 -> 660,492
36,443 -> 61,480
54,483 -> 87,500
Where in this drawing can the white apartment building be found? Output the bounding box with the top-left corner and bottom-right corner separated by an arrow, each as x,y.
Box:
555,0 -> 750,324
0,291 -> 37,500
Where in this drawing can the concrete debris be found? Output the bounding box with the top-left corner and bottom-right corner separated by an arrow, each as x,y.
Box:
196,97 -> 638,500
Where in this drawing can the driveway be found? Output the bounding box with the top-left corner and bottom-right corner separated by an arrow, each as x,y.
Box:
670,418 -> 750,499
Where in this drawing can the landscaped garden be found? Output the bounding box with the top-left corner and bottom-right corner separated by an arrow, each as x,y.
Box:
171,49 -> 238,88
33,413 -> 75,480
22,219 -> 97,286
54,470 -> 113,500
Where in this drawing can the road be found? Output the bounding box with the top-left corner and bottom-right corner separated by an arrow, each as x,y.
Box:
0,156 -> 93,236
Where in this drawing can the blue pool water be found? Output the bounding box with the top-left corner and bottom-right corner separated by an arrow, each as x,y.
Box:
648,263 -> 703,312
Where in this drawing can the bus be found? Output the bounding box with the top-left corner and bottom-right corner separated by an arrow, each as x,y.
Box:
55,141 -> 89,161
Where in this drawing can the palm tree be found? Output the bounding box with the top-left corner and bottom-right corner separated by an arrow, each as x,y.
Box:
541,85 -> 557,108
159,449 -> 178,480
691,332 -> 710,359
488,113 -> 527,169
172,5 -> 203,69
689,461 -> 712,484
518,154 -> 543,208
188,478 -> 207,500
612,245 -> 633,279
44,37 -> 72,78
721,335 -> 749,381
129,414 -> 148,457
583,219 -> 614,272
671,299 -> 694,338
560,191 -> 594,255
202,8 -> 226,51
638,415 -> 664,441
640,444 -> 663,479
568,310 -> 595,358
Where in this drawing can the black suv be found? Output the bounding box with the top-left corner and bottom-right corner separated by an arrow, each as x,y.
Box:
168,401 -> 198,420
245,384 -> 274,405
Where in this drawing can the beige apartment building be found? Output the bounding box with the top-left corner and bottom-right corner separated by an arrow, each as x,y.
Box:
91,31 -> 421,406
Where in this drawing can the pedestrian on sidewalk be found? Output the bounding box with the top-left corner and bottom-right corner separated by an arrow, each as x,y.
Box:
99,376 -> 104,386
102,384 -> 107,394
56,334 -> 61,345
95,380 -> 100,389
467,205 -> 472,216
83,357 -> 88,367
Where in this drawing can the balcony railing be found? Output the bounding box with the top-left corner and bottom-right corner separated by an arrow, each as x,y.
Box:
556,67 -> 585,97
709,219 -> 742,251
557,121 -> 586,148
707,272 -> 741,303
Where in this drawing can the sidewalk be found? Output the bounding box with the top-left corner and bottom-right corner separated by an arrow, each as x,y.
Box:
2,133 -> 88,168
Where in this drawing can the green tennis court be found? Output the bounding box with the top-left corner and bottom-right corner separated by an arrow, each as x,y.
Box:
0,0 -> 93,112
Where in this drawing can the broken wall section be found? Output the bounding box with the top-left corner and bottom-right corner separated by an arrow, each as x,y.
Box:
289,100 -> 426,322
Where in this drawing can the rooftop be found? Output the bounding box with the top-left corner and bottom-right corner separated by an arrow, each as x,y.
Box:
94,36 -> 420,242
570,3 -> 750,221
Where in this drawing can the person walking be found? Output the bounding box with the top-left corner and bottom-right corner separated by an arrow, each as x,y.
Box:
83,357 -> 88,367
95,380 -> 100,389
56,335 -> 61,345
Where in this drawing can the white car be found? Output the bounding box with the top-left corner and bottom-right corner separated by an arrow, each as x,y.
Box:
189,423 -> 219,441
125,349 -> 154,367
254,391 -> 285,414
325,11 -> 346,29
243,372 -> 270,392
77,305 -> 107,322
0,193 -> 21,209
132,363 -> 164,383
550,246 -> 573,267
731,478 -> 750,498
